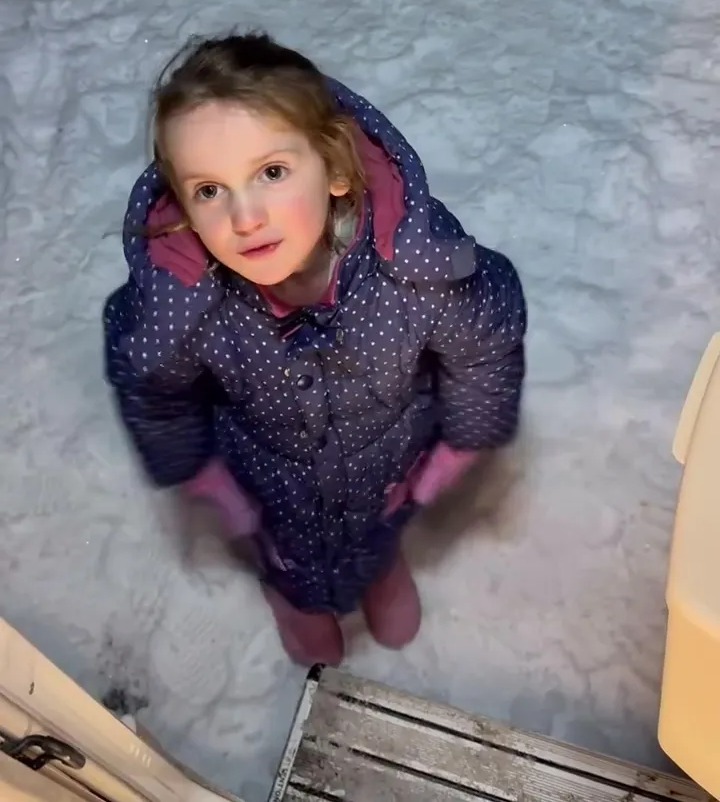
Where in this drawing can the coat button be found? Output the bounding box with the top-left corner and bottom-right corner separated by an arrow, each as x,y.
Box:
296,374 -> 313,390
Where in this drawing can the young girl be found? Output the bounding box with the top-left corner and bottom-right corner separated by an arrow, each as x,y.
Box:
103,31 -> 527,667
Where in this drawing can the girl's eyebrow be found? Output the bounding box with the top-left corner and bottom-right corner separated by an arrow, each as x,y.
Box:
250,146 -> 301,165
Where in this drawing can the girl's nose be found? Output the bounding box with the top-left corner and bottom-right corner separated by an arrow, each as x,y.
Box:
229,193 -> 267,235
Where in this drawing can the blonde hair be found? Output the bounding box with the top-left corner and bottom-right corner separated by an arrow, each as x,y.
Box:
147,30 -> 365,240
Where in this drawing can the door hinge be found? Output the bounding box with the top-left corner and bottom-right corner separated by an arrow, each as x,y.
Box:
1,733 -> 86,772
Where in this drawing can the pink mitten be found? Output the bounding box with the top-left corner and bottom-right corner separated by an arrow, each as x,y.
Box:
410,442 -> 479,506
183,459 -> 261,539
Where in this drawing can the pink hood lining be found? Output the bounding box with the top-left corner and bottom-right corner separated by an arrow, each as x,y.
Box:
144,128 -> 406,299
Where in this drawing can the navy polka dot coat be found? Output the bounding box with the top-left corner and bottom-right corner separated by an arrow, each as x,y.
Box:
103,77 -> 527,615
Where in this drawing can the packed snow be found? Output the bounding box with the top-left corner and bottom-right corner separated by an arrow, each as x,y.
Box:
2,0 -> 719,798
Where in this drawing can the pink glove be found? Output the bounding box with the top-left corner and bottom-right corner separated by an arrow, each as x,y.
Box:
410,443 -> 480,506
183,459 -> 261,539
382,444 -> 481,518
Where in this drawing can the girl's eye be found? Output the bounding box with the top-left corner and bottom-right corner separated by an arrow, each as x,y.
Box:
263,164 -> 287,182
196,184 -> 219,200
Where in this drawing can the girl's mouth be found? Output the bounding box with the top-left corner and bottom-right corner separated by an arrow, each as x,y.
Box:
239,241 -> 281,258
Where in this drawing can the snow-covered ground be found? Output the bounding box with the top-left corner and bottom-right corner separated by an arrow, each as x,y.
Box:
2,0 -> 719,798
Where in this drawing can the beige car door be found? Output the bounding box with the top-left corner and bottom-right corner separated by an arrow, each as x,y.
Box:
0,618 -> 244,802
0,749 -> 104,801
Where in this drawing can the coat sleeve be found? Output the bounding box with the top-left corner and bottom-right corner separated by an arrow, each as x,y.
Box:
425,245 -> 527,450
102,271 -> 217,488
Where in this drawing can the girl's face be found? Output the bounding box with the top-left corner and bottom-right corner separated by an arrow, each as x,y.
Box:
161,101 -> 349,286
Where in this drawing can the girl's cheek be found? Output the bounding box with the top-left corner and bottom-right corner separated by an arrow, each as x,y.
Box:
192,207 -> 227,237
276,188 -> 329,227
